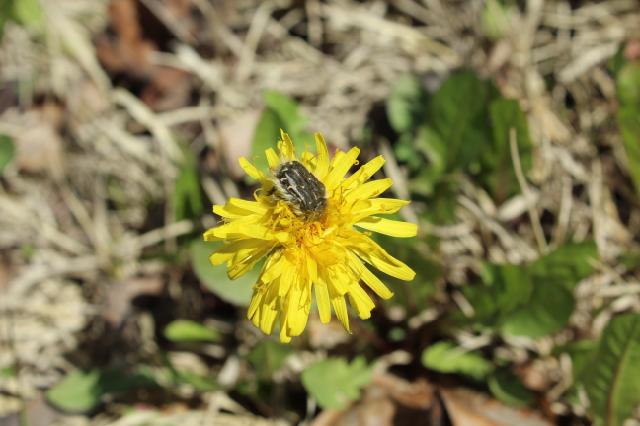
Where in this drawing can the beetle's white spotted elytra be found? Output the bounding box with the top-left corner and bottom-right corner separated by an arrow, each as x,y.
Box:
271,161 -> 327,220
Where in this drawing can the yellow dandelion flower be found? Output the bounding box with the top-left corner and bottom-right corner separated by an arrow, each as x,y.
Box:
204,130 -> 417,342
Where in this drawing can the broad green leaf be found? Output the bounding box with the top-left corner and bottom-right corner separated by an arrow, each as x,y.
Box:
164,319 -> 220,343
485,263 -> 533,315
585,314 -> 640,426
173,149 -> 202,221
555,339 -> 599,382
617,105 -> 640,195
464,263 -> 532,327
247,340 -> 293,379
486,97 -> 532,200
488,369 -> 535,407
47,370 -> 104,413
427,70 -> 495,170
421,341 -> 493,380
528,241 -> 598,290
500,281 -> 574,338
301,357 -> 372,410
616,62 -> 640,106
191,240 -> 259,306
46,369 -> 156,413
386,74 -> 427,133
0,134 -> 15,173
464,243 -> 595,336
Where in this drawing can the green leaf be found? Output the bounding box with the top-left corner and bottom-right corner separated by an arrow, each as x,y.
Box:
301,357 -> 372,410
608,46 -> 627,79
488,369 -> 535,407
463,243 -> 596,336
250,108 -> 284,175
159,353 -> 217,392
416,178 -> 459,224
619,250 -> 640,270
247,340 -> 293,379
0,134 -> 15,173
174,370 -> 218,392
263,90 -> 308,135
500,281 -> 575,338
388,327 -> 406,342
556,339 -> 599,383
480,0 -> 511,40
0,1 -> 11,38
528,241 -> 598,290
46,369 -> 156,413
11,0 -> 44,28
408,126 -> 447,196
486,97 -> 532,200
428,70 -> 495,170
190,240 -> 259,306
47,370 -> 103,413
386,74 -> 427,133
616,61 -> 640,196
616,62 -> 640,106
173,149 -> 203,221
617,105 -> 640,196
250,91 -> 312,175
164,319 -> 220,343
1,366 -> 15,378
585,314 -> 640,426
394,133 -> 422,169
463,263 -> 533,327
421,341 -> 493,380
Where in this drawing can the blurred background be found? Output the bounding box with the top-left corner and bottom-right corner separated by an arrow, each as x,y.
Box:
1,0 -> 640,425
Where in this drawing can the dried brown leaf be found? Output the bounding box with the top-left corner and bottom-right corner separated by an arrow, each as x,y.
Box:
441,388 -> 552,426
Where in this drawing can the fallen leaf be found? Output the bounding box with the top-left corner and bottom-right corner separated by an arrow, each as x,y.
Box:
141,68 -> 192,112
441,388 -> 552,426
311,373 -> 433,426
96,0 -> 193,111
96,0 -> 154,77
373,374 -> 434,410
311,395 -> 395,426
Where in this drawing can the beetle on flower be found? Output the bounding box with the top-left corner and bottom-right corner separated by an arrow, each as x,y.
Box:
204,130 -> 417,342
